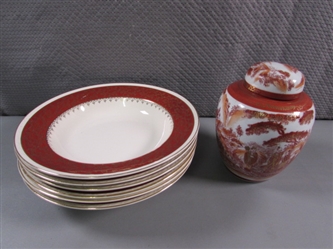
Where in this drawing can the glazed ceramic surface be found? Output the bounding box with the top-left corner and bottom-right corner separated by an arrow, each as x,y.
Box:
18,139 -> 197,192
18,149 -> 194,210
216,62 -> 315,181
15,83 -> 199,209
47,97 -> 173,164
15,83 -> 199,179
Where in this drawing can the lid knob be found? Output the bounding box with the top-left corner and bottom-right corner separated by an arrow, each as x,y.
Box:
244,62 -> 305,100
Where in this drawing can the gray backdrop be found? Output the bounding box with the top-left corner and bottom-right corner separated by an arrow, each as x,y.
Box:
1,0 -> 332,119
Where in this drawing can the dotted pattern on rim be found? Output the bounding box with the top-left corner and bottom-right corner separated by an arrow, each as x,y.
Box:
47,97 -> 174,141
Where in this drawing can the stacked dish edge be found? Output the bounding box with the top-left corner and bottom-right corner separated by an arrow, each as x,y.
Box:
14,83 -> 199,210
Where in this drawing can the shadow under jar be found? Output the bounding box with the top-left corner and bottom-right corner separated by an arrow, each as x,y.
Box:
216,62 -> 315,181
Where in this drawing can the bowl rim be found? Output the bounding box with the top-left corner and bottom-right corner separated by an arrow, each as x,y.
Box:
14,83 -> 199,179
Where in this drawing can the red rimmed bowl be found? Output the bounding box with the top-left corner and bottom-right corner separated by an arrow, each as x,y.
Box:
15,83 -> 199,180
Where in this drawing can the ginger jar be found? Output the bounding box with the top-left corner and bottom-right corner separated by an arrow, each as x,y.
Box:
216,62 -> 315,181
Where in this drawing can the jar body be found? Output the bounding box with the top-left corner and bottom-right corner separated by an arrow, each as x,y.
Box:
216,80 -> 315,181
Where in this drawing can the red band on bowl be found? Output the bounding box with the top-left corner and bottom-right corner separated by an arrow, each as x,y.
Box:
20,85 -> 195,175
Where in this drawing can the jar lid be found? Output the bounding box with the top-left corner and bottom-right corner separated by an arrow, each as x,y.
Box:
244,62 -> 305,100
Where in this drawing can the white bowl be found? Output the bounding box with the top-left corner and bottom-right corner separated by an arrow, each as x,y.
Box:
15,83 -> 199,179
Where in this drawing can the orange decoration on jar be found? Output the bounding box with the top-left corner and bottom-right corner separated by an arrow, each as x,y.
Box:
216,62 -> 315,181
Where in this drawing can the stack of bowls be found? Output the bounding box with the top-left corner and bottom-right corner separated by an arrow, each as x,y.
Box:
14,83 -> 199,210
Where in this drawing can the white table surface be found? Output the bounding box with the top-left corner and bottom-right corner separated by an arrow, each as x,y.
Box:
1,117 -> 332,249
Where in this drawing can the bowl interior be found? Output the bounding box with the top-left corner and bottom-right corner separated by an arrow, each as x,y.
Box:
47,97 -> 173,164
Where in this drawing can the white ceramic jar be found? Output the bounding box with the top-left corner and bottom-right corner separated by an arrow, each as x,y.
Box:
216,62 -> 315,181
